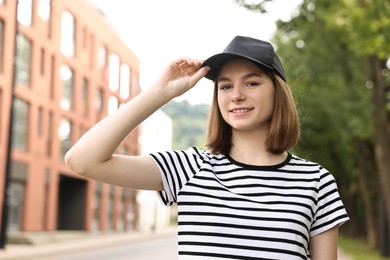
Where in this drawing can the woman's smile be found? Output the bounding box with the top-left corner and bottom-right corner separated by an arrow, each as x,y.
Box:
229,107 -> 254,114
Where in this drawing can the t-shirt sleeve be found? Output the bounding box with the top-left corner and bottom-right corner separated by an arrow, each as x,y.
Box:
149,147 -> 203,206
310,167 -> 350,237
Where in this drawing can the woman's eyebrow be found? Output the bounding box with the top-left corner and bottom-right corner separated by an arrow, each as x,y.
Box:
242,72 -> 263,80
217,76 -> 230,84
217,72 -> 263,84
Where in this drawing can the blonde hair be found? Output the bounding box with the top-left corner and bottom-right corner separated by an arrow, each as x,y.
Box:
206,74 -> 300,155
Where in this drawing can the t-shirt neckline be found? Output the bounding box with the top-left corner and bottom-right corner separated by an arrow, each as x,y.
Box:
225,152 -> 292,170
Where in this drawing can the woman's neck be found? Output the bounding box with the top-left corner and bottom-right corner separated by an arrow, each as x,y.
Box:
229,130 -> 287,166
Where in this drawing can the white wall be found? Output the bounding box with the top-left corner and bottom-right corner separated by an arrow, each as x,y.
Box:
138,110 -> 174,230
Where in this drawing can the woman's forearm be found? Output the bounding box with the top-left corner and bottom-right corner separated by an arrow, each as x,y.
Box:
64,86 -> 170,174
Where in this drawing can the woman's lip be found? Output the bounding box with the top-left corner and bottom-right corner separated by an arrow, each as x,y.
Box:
229,108 -> 254,113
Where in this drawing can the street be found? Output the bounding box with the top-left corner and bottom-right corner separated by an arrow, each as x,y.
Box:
40,236 -> 178,260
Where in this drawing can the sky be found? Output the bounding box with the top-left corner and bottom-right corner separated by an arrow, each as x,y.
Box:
89,0 -> 302,104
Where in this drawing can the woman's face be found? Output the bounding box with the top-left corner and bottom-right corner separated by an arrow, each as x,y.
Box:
216,59 -> 275,134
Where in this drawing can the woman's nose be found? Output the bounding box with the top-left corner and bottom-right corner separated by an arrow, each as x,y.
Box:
231,87 -> 245,102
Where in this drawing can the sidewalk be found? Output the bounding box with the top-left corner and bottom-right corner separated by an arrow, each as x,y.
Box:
0,226 -> 177,260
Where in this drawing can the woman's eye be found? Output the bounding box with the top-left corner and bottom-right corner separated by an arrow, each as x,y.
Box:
247,81 -> 259,87
219,85 -> 232,90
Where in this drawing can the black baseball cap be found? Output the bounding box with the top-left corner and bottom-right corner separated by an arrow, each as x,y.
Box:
201,35 -> 286,82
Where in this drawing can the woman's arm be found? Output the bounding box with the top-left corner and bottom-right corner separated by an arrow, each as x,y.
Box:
64,58 -> 209,190
309,226 -> 339,260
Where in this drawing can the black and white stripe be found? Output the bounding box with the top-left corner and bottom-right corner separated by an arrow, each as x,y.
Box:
150,147 -> 349,259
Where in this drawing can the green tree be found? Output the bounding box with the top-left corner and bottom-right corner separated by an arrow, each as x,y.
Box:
161,100 -> 209,150
236,0 -> 390,251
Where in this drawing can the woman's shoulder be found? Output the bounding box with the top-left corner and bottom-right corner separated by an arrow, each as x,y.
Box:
186,147 -> 227,161
288,153 -> 334,177
288,153 -> 327,171
150,147 -> 225,164
289,153 -> 316,163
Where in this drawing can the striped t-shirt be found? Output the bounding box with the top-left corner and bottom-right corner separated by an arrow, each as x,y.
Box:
150,147 -> 349,259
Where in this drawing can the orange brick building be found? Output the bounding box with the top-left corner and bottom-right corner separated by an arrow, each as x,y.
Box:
0,0 -> 141,233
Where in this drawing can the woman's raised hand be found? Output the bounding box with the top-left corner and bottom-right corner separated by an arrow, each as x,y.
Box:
154,57 -> 210,100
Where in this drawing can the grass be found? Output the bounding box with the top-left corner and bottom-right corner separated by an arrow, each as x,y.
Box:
338,236 -> 390,260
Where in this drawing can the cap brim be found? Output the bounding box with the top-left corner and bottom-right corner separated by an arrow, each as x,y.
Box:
201,53 -> 274,81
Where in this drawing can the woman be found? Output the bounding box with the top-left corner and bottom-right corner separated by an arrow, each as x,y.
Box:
65,36 -> 349,259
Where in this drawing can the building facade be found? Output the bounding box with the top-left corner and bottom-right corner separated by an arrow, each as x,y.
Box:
0,0 -> 141,233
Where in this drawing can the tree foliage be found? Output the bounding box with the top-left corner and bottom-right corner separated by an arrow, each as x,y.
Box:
161,100 -> 209,150
236,0 -> 390,251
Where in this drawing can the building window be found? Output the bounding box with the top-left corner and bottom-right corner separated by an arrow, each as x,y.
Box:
46,111 -> 53,157
38,0 -> 51,21
15,33 -> 32,86
95,88 -> 104,114
12,98 -> 29,150
8,161 -> 28,232
82,78 -> 89,117
98,45 -> 107,68
108,96 -> 118,115
49,55 -> 55,99
109,54 -> 119,92
120,64 -> 130,99
58,117 -> 72,160
43,168 -> 51,230
0,20 -> 4,73
117,189 -> 126,231
37,106 -> 43,136
17,0 -> 32,27
108,185 -> 115,230
93,182 -> 102,231
60,64 -> 73,111
8,181 -> 25,231
127,190 -> 136,230
40,48 -> 45,75
60,11 -> 75,57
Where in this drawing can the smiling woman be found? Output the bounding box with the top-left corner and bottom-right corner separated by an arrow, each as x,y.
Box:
65,34 -> 349,259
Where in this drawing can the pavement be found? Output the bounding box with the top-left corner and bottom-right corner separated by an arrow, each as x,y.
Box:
0,226 -> 178,260
0,226 -> 352,260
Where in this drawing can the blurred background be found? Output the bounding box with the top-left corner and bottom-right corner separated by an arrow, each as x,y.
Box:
0,0 -> 389,259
